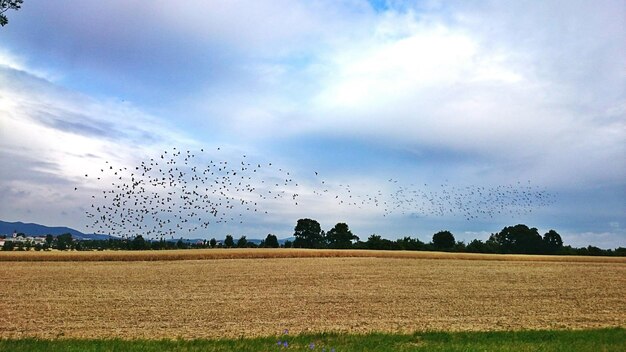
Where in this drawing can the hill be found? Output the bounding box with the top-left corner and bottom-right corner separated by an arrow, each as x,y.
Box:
0,220 -> 111,240
0,220 -> 295,243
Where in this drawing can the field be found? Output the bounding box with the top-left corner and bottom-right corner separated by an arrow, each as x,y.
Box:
1,249 -> 624,342
1,248 -> 625,262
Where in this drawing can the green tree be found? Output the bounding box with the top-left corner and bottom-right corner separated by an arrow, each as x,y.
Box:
56,233 -> 73,251
543,230 -> 563,254
432,231 -> 455,250
209,238 -> 217,248
176,238 -> 187,249
293,218 -> 324,248
264,234 -> 279,248
396,236 -> 425,251
151,238 -> 166,250
466,239 -> 493,253
326,223 -> 359,249
283,240 -> 292,248
237,236 -> 248,248
2,240 -> 14,251
366,234 -> 396,250
584,245 -> 604,256
45,234 -> 54,247
488,224 -> 544,254
0,0 -> 23,27
224,234 -> 234,248
130,235 -> 148,250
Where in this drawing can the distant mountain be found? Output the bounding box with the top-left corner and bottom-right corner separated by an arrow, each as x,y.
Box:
0,220 -> 297,243
279,236 -> 295,244
0,220 -> 111,240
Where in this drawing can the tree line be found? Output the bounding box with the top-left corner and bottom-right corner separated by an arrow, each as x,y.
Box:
289,219 -> 625,256
2,219 -> 624,256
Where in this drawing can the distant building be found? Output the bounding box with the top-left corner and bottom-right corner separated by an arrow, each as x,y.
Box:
1,235 -> 47,247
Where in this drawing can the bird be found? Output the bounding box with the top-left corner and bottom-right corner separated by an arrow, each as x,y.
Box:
76,146 -> 555,240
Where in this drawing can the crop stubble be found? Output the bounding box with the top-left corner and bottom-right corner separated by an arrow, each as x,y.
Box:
0,253 -> 624,339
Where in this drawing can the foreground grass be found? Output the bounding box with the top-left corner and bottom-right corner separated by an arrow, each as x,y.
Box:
1,328 -> 624,352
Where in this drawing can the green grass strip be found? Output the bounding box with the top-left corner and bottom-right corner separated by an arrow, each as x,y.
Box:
1,327 -> 624,352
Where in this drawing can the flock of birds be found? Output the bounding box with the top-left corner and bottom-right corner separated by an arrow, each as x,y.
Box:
76,147 -> 556,240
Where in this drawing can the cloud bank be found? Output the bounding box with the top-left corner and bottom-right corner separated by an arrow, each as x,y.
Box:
0,0 -> 624,247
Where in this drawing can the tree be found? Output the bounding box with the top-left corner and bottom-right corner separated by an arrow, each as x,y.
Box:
151,238 -> 165,250
283,240 -> 293,248
293,218 -> 324,248
326,223 -> 359,249
432,231 -> 455,250
237,236 -> 248,248
396,236 -> 425,251
465,239 -> 495,253
56,233 -> 73,251
0,0 -> 23,27
209,238 -> 217,248
45,234 -> 54,247
176,238 -> 187,249
2,240 -> 14,251
488,224 -> 543,254
264,234 -> 279,248
130,235 -> 148,250
543,230 -> 563,254
586,245 -> 603,256
366,234 -> 395,250
224,234 -> 234,248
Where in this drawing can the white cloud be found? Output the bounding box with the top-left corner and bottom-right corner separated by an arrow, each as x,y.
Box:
562,231 -> 626,249
314,24 -> 479,109
1,1 -> 624,246
0,67 -> 197,228
0,49 -> 59,81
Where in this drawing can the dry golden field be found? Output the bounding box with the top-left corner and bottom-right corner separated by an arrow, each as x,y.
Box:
1,248 -> 625,263
0,250 -> 624,339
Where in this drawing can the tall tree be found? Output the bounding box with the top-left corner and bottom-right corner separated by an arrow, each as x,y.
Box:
264,234 -> 279,248
293,218 -> 324,248
432,230 -> 455,250
56,233 -> 73,251
326,223 -> 358,249
488,224 -> 544,254
224,234 -> 234,248
130,235 -> 148,250
543,230 -> 563,254
237,236 -> 248,248
176,238 -> 187,249
0,0 -> 23,27
45,234 -> 54,247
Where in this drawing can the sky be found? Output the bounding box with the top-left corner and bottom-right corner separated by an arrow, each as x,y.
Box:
0,0 -> 624,248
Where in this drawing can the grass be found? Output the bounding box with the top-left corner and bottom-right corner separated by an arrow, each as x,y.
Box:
1,328 -> 624,351
1,248 -> 625,262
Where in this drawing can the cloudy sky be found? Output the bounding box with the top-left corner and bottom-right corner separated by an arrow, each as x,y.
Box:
1,0 -> 624,248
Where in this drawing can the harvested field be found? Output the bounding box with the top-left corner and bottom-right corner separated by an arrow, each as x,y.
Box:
1,248 -> 625,263
0,254 -> 624,339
